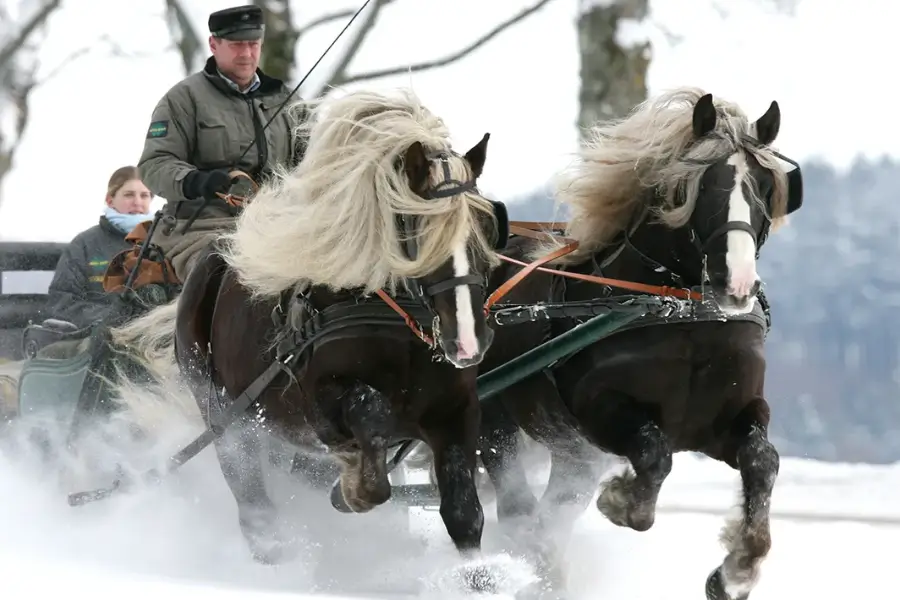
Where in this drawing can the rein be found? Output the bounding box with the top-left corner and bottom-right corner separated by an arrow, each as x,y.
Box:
215,170 -> 260,208
485,222 -> 703,308
375,289 -> 435,347
376,219 -> 702,348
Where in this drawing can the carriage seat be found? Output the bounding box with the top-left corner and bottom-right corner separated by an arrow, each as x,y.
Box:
22,319 -> 95,360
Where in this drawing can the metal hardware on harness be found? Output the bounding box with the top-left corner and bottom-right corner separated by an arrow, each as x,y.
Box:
421,151 -> 477,199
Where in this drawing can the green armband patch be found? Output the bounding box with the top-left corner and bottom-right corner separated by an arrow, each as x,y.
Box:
147,120 -> 169,139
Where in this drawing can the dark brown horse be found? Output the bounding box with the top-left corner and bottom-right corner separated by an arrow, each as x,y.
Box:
168,90 -> 508,583
477,88 -> 805,600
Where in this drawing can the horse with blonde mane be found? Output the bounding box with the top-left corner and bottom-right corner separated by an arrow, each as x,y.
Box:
476,87 -> 805,600
165,88 -> 507,579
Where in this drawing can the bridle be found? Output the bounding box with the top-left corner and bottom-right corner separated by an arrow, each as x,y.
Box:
607,135 -> 803,292
398,150 -> 488,313
382,149 -> 507,348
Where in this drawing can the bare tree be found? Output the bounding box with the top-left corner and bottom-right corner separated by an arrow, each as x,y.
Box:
164,0 -> 203,75
576,0 -> 651,134
0,0 -> 64,209
576,0 -> 799,136
161,0 -> 557,97
0,2 -> 165,210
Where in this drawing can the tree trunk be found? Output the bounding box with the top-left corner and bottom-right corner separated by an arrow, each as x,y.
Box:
0,0 -> 64,210
254,0 -> 298,83
576,0 -> 650,135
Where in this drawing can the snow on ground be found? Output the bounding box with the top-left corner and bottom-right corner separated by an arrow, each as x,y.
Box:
0,413 -> 896,599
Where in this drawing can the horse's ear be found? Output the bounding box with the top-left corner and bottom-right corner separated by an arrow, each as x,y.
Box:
692,93 -> 717,138
753,100 -> 781,146
404,141 -> 430,191
464,132 -> 490,178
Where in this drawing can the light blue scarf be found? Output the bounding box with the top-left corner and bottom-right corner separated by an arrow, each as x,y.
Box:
104,206 -> 153,235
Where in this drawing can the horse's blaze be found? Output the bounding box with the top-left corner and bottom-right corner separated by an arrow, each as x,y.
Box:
452,241 -> 478,359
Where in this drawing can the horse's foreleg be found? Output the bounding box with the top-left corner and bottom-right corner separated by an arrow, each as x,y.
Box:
213,410 -> 289,565
579,391 -> 672,532
478,397 -> 538,526
423,398 -> 484,557
531,440 -> 608,580
706,400 -> 779,600
336,381 -> 393,512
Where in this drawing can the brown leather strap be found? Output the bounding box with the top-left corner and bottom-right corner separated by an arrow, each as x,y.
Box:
375,289 -> 435,346
215,170 -> 259,208
509,224 -> 577,244
496,253 -> 702,301
484,242 -> 580,311
500,220 -> 703,302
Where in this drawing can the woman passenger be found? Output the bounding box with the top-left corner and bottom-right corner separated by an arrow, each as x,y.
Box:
45,166 -> 153,328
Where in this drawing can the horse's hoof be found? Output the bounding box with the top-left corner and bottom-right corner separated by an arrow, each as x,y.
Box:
596,486 -> 654,532
249,545 -> 284,566
330,479 -> 353,513
705,566 -> 750,600
245,529 -> 294,565
239,507 -> 295,565
330,477 -> 378,513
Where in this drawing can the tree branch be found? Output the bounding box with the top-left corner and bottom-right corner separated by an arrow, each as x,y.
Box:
332,0 -> 556,87
296,0 -> 399,38
163,0 -> 203,75
0,0 -> 62,67
317,0 -> 392,96
35,46 -> 90,85
254,0 -> 298,81
31,35 -> 166,87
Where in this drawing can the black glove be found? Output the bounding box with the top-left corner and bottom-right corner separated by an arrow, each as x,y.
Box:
182,169 -> 234,200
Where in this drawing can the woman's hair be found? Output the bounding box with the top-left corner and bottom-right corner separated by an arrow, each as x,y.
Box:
107,165 -> 142,197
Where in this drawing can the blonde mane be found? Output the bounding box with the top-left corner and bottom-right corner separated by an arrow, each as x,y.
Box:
220,88 -> 498,298
550,86 -> 791,263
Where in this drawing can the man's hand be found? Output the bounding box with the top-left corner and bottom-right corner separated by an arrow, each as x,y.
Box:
182,169 -> 235,200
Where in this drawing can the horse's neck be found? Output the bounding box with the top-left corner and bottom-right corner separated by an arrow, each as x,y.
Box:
596,218 -> 703,290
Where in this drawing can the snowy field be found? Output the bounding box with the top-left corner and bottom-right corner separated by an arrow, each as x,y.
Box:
0,413 -> 896,600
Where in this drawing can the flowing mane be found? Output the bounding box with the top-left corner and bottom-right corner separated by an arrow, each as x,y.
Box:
549,86 -> 790,263
220,88 -> 497,299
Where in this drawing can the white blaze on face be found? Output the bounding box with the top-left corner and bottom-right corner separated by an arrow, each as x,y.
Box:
452,239 -> 478,360
725,152 -> 759,300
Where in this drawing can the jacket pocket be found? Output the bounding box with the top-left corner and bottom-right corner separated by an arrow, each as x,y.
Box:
258,100 -> 293,167
197,119 -> 229,166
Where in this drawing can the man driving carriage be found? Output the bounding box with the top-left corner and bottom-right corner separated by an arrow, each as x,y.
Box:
138,3 -> 305,281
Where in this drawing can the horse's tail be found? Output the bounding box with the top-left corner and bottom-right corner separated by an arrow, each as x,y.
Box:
107,298 -> 203,430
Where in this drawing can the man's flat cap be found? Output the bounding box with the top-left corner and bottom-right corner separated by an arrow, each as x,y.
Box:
209,5 -> 265,41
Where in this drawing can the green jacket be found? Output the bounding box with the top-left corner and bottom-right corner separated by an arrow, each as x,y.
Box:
45,216 -> 133,328
138,56 -> 305,220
